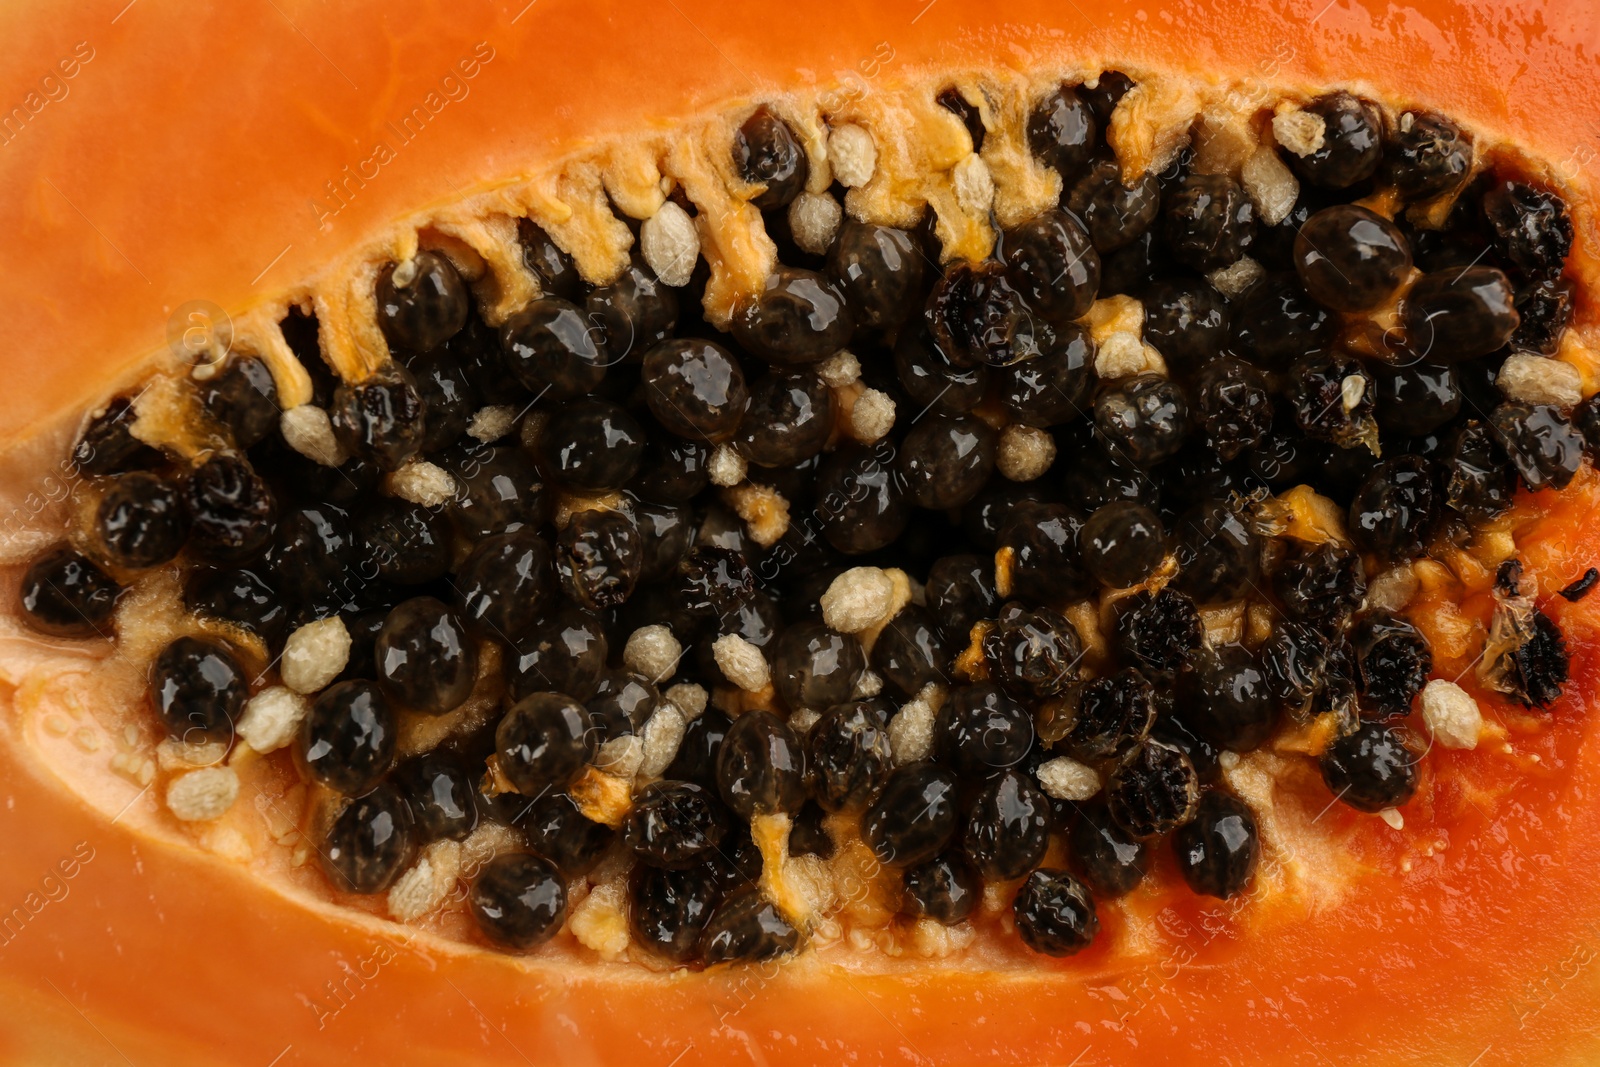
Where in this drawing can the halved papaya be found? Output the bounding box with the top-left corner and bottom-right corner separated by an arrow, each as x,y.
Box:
4,1 -> 1600,1065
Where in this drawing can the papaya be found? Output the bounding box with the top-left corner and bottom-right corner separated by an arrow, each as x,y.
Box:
4,1 -> 1600,1065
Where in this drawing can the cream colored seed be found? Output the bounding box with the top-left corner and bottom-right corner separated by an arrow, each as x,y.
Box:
1497,353 -> 1583,409
622,625 -> 681,684
1272,108 -> 1326,156
236,686 -> 312,754
595,734 -> 645,781
1095,333 -> 1166,379
712,634 -> 771,692
387,840 -> 461,922
828,123 -> 877,188
467,404 -> 518,443
852,670 -> 883,699
708,443 -> 747,487
788,707 -> 821,735
952,154 -> 995,216
391,258 -> 420,287
818,350 -> 861,388
1420,679 -> 1483,750
280,406 -> 346,467
1036,756 -> 1102,801
166,766 -> 240,822
664,682 -> 708,722
1341,374 -> 1367,412
1240,145 -> 1299,226
820,567 -> 895,633
640,200 -> 701,287
888,683 -> 944,764
570,879 -> 631,959
788,190 -> 843,255
280,617 -> 351,695
1207,255 -> 1264,300
638,704 -> 687,779
387,459 -> 456,508
849,388 -> 896,443
996,424 -> 1057,482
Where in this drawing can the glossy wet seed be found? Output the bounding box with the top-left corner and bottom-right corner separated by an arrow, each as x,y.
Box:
21,546 -> 121,638
871,605 -> 948,699
828,222 -> 925,333
625,781 -> 730,868
1067,157 -> 1161,253
455,530 -> 555,640
699,886 -> 802,965
1164,174 -> 1256,273
737,370 -> 835,468
536,398 -> 645,492
375,597 -> 478,715
396,752 -> 479,843
1294,205 -> 1412,312
1402,267 -> 1520,362
862,762 -> 961,868
642,338 -> 749,441
1001,209 -> 1100,323
555,507 -> 642,610
937,683 -> 1035,775
732,268 -> 854,366
1384,111 -> 1473,201
470,852 -> 567,950
716,709 -> 807,819
73,396 -> 164,476
49,83 -> 1599,963
630,863 -> 722,963
150,635 -> 248,741
806,701 -> 894,812
733,107 -> 808,210
200,356 -> 280,448
964,768 -> 1051,881
500,297 -> 608,402
1028,84 -> 1097,182
1064,667 -> 1157,761
1289,92 -> 1383,189
358,498 -> 453,584
982,603 -> 1082,701
495,692 -> 596,795
1179,644 -> 1277,752
926,260 -> 1038,369
301,680 -> 398,796
773,621 -> 865,711
901,851 -> 981,924
1106,739 -> 1200,839
1173,790 -> 1259,899
329,367 -> 428,471
898,414 -> 997,509
1067,800 -> 1149,898
321,783 -> 415,894
1013,868 -> 1099,956
98,471 -> 187,568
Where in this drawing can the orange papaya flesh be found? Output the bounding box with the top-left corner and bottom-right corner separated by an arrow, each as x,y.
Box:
2,1 -> 1600,1066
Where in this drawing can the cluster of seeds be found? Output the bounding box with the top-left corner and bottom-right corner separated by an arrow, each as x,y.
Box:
20,73 -> 1587,964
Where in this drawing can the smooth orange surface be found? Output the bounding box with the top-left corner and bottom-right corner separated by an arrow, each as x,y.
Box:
4,1 -> 1600,1064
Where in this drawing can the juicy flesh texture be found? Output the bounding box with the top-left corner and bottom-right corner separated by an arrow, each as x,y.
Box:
21,76 -> 1595,972
9,2 -> 1600,1067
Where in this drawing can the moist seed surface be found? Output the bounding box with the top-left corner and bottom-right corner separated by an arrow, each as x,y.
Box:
22,69 -> 1592,970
